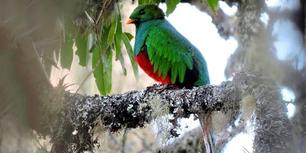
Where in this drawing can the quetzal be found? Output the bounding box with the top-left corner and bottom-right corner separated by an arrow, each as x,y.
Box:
127,4 -> 214,153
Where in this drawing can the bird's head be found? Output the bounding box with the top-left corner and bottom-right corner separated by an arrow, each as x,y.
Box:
127,4 -> 165,24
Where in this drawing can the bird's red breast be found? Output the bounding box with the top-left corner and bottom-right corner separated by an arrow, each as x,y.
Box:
135,50 -> 171,84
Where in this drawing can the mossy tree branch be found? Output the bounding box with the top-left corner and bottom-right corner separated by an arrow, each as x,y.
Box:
49,73 -> 294,153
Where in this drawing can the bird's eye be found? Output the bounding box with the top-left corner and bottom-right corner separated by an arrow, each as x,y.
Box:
139,9 -> 145,15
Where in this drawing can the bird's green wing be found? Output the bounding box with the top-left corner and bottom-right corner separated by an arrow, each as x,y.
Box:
145,21 -> 194,84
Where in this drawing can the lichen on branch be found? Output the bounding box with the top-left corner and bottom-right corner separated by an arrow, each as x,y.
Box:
50,73 -> 294,153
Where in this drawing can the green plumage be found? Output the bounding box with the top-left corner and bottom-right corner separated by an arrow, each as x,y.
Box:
130,4 -> 210,86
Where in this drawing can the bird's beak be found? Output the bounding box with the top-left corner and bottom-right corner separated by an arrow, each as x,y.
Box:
126,18 -> 136,24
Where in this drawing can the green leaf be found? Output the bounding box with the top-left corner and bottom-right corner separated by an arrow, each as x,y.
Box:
122,33 -> 139,78
138,0 -> 161,5
60,32 -> 73,69
138,0 -> 145,4
166,0 -> 180,15
207,0 -> 219,13
92,46 -> 112,95
107,16 -> 117,46
114,19 -> 127,75
123,32 -> 134,40
101,26 -> 111,51
75,33 -> 87,66
139,0 -> 161,4
87,33 -> 95,52
152,0 -> 162,4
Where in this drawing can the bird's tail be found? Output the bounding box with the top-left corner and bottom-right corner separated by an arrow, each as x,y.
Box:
199,113 -> 216,153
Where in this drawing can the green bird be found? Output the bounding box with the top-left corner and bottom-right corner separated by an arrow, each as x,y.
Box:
127,4 -> 214,153
127,4 -> 209,87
